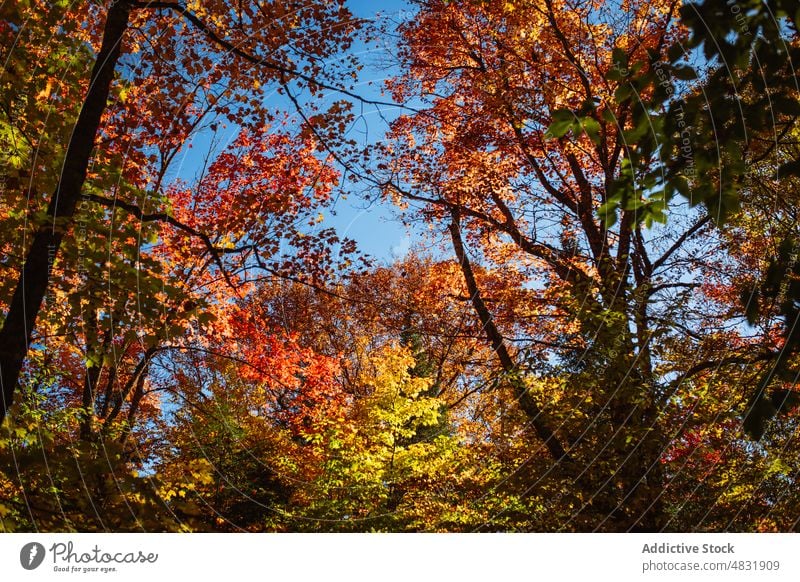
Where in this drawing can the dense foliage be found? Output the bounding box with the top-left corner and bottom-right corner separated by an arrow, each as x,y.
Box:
1,0 -> 799,532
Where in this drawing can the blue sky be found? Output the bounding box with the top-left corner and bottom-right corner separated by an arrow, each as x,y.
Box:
319,0 -> 418,263
168,0 -> 419,263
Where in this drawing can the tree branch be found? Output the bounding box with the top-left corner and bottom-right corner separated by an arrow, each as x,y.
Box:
448,208 -> 571,462
651,216 -> 711,272
88,193 -> 241,292
132,1 -> 411,112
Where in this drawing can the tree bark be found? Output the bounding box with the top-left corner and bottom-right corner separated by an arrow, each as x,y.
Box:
0,0 -> 132,424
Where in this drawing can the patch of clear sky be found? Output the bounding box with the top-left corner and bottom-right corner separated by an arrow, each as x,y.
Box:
168,0 -> 418,263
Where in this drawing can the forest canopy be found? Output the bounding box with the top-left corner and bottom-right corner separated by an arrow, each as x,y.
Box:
1,0 -> 800,532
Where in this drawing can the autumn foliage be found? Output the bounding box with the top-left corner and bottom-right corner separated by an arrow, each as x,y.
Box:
1,0 -> 800,532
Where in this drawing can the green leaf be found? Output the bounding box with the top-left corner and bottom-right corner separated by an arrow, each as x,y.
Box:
598,199 -> 619,227
611,47 -> 628,71
741,288 -> 760,325
545,118 -> 574,139
577,117 -> 601,143
671,64 -> 698,80
667,43 -> 685,63
743,393 -> 775,440
671,174 -> 691,200
778,159 -> 800,178
771,389 -> 800,413
614,83 -> 633,103
601,108 -> 618,124
622,117 -> 650,143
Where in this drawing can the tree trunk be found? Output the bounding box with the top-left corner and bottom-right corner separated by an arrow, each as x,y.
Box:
448,208 -> 571,462
0,0 -> 132,424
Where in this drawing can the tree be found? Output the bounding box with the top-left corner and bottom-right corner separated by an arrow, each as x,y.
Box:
0,0 -> 133,422
549,0 -> 800,436
378,0 -> 753,530
1,0 -> 364,530
4,0 -> 800,533
0,0 -> 363,423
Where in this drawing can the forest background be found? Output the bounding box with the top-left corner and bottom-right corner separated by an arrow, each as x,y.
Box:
2,0 -> 800,532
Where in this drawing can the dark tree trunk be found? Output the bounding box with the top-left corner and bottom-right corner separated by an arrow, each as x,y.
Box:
448,208 -> 571,462
0,0 -> 132,424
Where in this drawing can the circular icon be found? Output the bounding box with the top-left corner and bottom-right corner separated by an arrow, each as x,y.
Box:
20,542 -> 46,570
